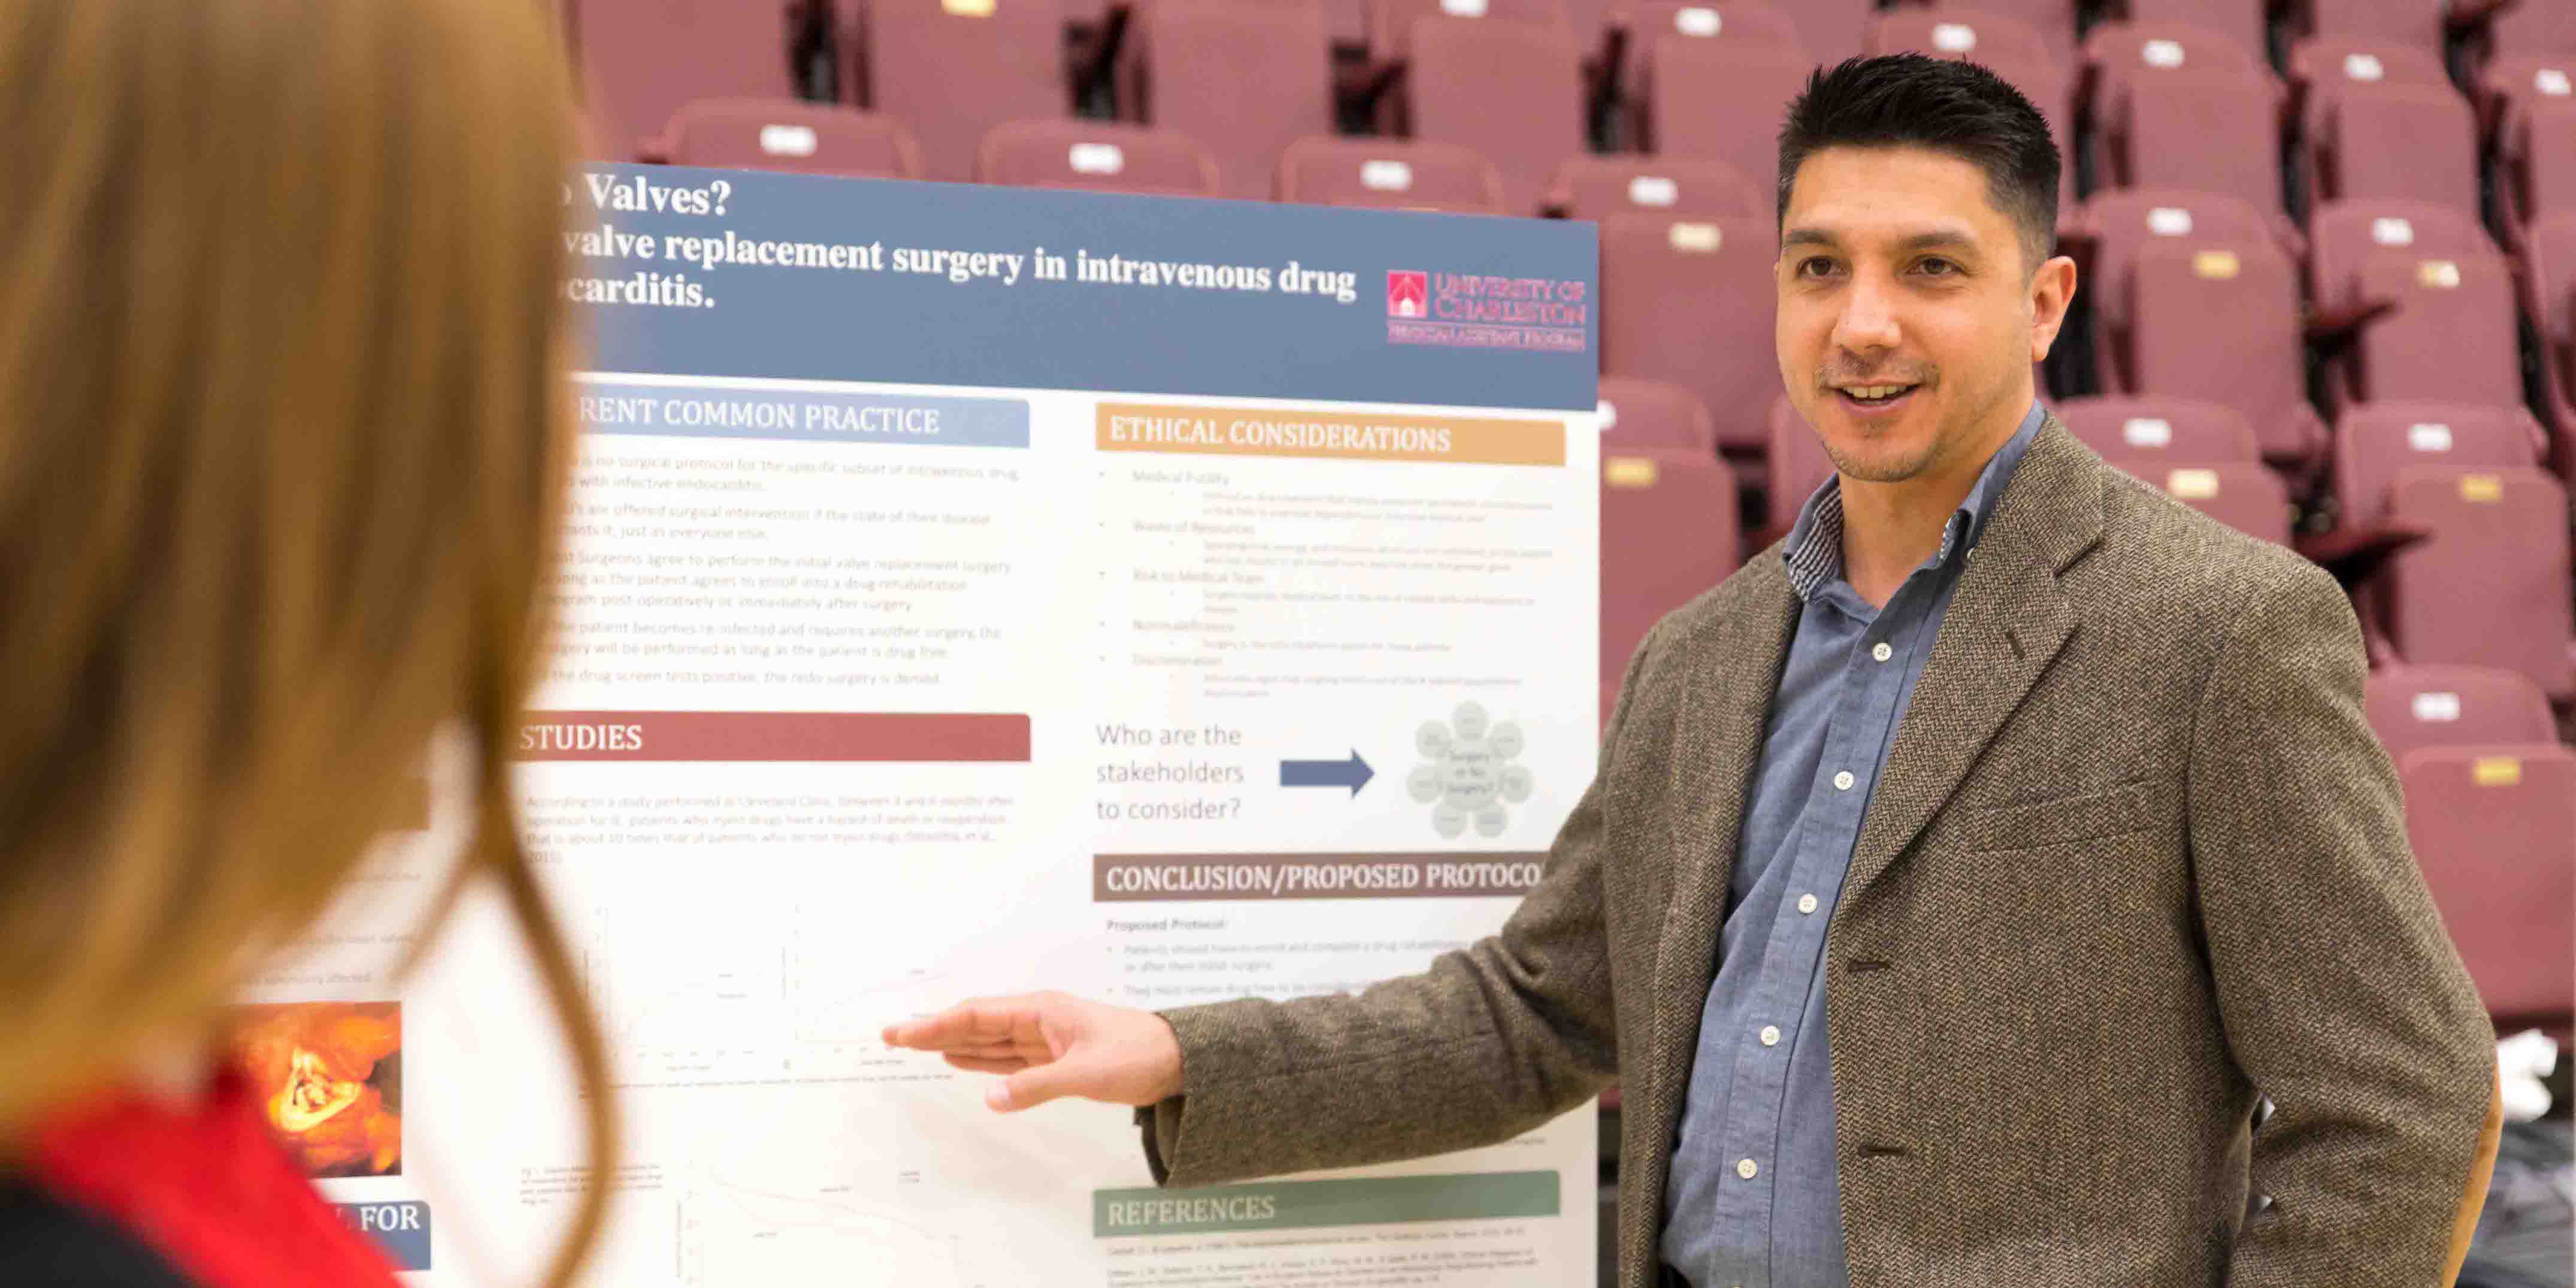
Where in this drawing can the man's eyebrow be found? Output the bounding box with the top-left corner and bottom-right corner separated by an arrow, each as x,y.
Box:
1780,228 -> 1836,250
1777,226 -> 1985,254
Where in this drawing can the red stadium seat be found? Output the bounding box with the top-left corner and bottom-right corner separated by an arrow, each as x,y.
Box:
2501,96 -> 2576,245
1543,156 -> 1764,219
2286,37 -> 2454,208
1634,38 -> 1815,199
2299,0 -> 2445,62
1366,0 -> 1569,61
2307,199 -> 2497,289
655,101 -> 921,179
1928,0 -> 2081,74
2084,19 -> 2281,119
1117,0 -> 1334,202
2400,744 -> 2576,1027
1781,0 -> 1871,64
2126,0 -> 2270,64
2378,466 -> 2575,702
1607,0 -> 1803,119
2135,461 -> 2295,543
2487,2 -> 2576,59
2311,80 -> 2483,219
2520,209 -> 2576,476
1276,136 -> 1505,211
2475,53 -> 2575,152
1394,17 -> 1587,213
2100,68 -> 2289,214
1599,215 -> 1778,458
1764,395 -> 1836,539
2333,402 -> 2547,529
2333,246 -> 2523,415
2119,238 -> 2330,467
855,0 -> 1067,185
977,120 -> 1221,195
574,0 -> 801,161
2070,189 -> 2302,390
2366,664 -> 2560,763
1598,377 -> 1719,454
2054,395 -> 2263,464
1600,446 -> 1740,687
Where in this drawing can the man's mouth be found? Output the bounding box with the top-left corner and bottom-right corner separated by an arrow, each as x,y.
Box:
1833,382 -> 1920,410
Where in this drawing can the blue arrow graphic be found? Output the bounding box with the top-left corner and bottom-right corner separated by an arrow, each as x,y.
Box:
1280,750 -> 1375,797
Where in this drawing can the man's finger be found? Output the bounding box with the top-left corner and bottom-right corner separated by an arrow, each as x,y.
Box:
943,1053 -> 1028,1075
989,1057 -> 1092,1113
884,999 -> 1034,1049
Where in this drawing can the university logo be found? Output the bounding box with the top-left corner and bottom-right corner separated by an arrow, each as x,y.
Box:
1386,271 -> 1428,318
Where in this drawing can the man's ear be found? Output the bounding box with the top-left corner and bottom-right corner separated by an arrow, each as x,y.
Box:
2028,253 -> 2078,364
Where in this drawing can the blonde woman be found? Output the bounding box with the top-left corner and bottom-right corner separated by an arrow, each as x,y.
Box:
0,1 -> 613,1284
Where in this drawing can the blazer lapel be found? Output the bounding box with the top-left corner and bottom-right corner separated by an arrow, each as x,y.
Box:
1645,557 -> 1799,1097
1842,418 -> 2108,904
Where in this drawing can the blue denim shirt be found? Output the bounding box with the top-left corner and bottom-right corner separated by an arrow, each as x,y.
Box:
1658,403 -> 2045,1288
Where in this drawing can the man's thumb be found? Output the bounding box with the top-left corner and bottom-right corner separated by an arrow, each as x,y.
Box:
989,1057 -> 1089,1113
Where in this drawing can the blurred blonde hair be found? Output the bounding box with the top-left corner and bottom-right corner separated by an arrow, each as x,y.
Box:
0,1 -> 613,1283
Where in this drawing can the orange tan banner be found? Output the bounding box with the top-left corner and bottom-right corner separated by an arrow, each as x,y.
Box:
1097,403 -> 1563,467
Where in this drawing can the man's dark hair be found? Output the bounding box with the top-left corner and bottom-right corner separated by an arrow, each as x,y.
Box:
1776,53 -> 2062,271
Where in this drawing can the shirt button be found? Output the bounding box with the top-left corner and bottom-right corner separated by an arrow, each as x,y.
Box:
1760,1025 -> 1781,1047
1737,1158 -> 1759,1180
1833,769 -> 1855,791
1871,642 -> 1893,663
1797,893 -> 1819,915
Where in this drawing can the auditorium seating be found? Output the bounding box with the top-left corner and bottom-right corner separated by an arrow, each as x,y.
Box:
2126,0 -> 2271,64
2316,227 -> 2522,416
655,101 -> 921,178
2400,743 -> 2576,1026
2285,37 -> 2454,208
2118,237 -> 2330,467
2498,96 -> 2576,247
1116,0 -> 1333,202
1632,37 -> 1815,197
2375,466 -> 2575,702
2332,402 -> 2548,529
2297,0 -> 2446,62
852,0 -> 1067,184
2139,461 -> 2296,543
1544,157 -> 1763,219
1605,1 -> 1802,99
1393,18 -> 1587,213
574,0 -> 802,161
1779,0 -> 1870,65
2309,80 -> 2483,218
2100,67 -> 2290,213
1599,215 -> 1779,460
1366,0 -> 1570,62
1275,136 -> 1505,211
1598,377 -> 1718,454
2486,3 -> 2576,61
2056,395 -> 2265,465
1870,10 -> 2073,204
2519,210 -> 2576,475
2367,664 -> 2561,762
977,120 -> 1222,194
2070,189 -> 2303,388
1600,445 -> 1739,688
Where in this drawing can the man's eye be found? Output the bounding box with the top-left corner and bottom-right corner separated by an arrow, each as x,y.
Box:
1917,258 -> 1959,276
1796,258 -> 1839,279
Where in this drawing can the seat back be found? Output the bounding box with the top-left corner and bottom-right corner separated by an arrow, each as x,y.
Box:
2306,199 -> 2497,297
1546,156 -> 1764,219
2129,461 -> 2294,543
2111,68 -> 2287,213
1870,9 -> 2072,200
2383,465 -> 2576,701
2334,402 -> 2544,528
1403,19 -> 1587,213
659,101 -> 921,178
1599,377 -> 1720,454
575,0 -> 799,160
978,120 -> 1221,194
2087,19 -> 2279,117
2350,250 -> 2523,409
862,0 -> 1067,183
2289,35 -> 2453,139
2302,0 -> 2445,60
1600,448 -> 1740,682
1599,215 -> 1779,454
1367,0 -> 1569,59
1611,0 -> 1803,92
2488,4 -> 2576,58
2399,744 -> 2576,1026
2317,80 -> 2482,217
2365,665 -> 2560,762
2127,0 -> 2269,63
2055,395 -> 2263,464
1125,0 -> 1334,201
2125,238 -> 2322,462
1639,39 -> 1816,197
2075,189 -> 2286,333
1275,136 -> 1505,211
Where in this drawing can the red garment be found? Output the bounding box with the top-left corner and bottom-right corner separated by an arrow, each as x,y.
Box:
26,1066 -> 403,1288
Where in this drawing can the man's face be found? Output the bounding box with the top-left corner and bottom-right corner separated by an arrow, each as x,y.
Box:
1775,146 -> 2071,485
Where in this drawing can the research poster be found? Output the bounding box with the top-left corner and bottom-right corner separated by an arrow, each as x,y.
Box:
252,164 -> 1602,1286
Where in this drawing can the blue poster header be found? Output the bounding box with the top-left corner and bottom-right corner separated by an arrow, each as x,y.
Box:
570,165 -> 1597,411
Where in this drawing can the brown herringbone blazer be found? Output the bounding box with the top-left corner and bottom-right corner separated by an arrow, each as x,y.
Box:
1142,418 -> 2501,1287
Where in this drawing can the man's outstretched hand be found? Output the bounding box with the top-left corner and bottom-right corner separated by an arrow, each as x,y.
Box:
883,991 -> 1184,1114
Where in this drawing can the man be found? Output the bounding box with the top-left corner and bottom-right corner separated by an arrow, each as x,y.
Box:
889,56 -> 2503,1287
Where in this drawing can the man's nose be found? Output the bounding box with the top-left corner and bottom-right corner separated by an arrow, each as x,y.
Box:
1830,273 -> 1902,354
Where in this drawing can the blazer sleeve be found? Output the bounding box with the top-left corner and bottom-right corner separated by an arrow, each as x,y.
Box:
2187,561 -> 2499,1287
1133,622 -> 1661,1188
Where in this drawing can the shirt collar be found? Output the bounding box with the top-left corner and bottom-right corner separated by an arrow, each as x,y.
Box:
1780,401 -> 2047,604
